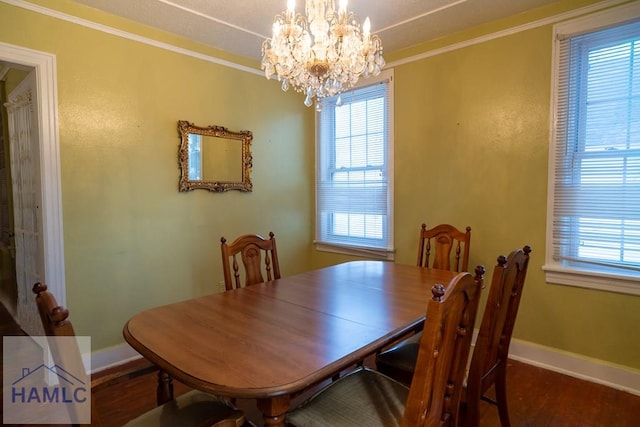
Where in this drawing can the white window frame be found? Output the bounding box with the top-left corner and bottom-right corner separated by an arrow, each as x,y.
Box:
314,69 -> 394,260
544,3 -> 640,295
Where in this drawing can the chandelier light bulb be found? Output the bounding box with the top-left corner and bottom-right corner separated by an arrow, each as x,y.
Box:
261,0 -> 385,107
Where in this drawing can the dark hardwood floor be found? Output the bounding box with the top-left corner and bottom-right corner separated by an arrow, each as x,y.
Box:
2,302 -> 640,426
90,357 -> 640,427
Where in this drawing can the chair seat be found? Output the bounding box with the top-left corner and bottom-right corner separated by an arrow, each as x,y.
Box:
125,390 -> 244,427
375,332 -> 422,386
377,333 -> 478,389
286,368 -> 409,427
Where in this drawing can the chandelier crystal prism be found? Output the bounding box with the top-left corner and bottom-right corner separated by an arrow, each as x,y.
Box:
261,0 -> 385,109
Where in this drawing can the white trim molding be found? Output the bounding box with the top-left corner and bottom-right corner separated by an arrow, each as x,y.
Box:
386,0 -> 632,68
0,42 -> 66,307
543,265 -> 640,296
90,342 -> 144,374
4,0 -> 633,76
509,338 -> 640,397
1,0 -> 261,76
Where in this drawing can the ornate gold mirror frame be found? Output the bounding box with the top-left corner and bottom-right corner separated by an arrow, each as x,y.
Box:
178,120 -> 253,192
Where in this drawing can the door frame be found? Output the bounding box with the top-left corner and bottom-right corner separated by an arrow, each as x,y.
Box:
0,42 -> 65,307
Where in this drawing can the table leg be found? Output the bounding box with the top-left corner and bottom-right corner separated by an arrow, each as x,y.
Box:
256,395 -> 291,427
156,369 -> 174,405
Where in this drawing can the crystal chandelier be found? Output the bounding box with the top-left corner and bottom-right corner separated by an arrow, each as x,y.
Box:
261,0 -> 385,110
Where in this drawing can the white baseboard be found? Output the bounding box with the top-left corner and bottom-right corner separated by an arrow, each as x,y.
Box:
90,342 -> 144,373
508,338 -> 640,397
90,339 -> 640,397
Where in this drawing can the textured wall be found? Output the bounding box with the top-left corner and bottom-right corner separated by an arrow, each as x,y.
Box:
0,0 -> 315,350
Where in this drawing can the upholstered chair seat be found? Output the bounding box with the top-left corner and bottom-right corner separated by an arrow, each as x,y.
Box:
286,368 -> 409,427
124,390 -> 244,426
375,332 -> 422,386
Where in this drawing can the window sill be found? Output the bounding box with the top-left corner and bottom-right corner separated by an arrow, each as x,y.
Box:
314,241 -> 395,261
543,264 -> 640,296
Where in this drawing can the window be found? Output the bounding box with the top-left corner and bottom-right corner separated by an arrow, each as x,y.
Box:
545,4 -> 640,295
315,69 -> 394,260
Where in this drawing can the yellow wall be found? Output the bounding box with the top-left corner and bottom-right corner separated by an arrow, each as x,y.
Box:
0,0 -> 315,349
2,0 -> 639,372
311,0 -> 640,372
394,25 -> 640,370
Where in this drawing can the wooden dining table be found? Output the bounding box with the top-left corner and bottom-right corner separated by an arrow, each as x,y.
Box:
123,260 -> 461,426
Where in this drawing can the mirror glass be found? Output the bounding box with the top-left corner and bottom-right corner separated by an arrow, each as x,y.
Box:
178,120 -> 252,192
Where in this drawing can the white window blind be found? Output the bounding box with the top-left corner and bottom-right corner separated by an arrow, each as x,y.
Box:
316,71 -> 393,259
549,17 -> 640,283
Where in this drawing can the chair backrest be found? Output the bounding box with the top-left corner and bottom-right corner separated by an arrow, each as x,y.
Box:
32,282 -> 96,426
402,265 -> 485,427
220,232 -> 281,290
417,223 -> 471,272
465,246 -> 532,409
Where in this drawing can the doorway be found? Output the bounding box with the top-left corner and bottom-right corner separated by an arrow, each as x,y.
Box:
0,78 -> 18,314
0,42 -> 65,335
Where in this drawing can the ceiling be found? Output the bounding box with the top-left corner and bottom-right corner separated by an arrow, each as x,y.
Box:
67,0 -> 560,63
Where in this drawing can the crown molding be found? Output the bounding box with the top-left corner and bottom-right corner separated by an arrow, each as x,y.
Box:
386,0 -> 633,68
1,0 -> 262,76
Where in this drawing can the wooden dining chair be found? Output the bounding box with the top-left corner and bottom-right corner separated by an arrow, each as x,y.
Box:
459,245 -> 532,427
374,246 -> 532,427
417,223 -> 472,272
32,283 -> 245,427
375,223 -> 472,384
220,232 -> 280,290
285,266 -> 485,427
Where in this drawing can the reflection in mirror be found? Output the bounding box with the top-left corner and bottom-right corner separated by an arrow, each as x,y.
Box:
178,120 -> 252,192
188,135 -> 242,181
